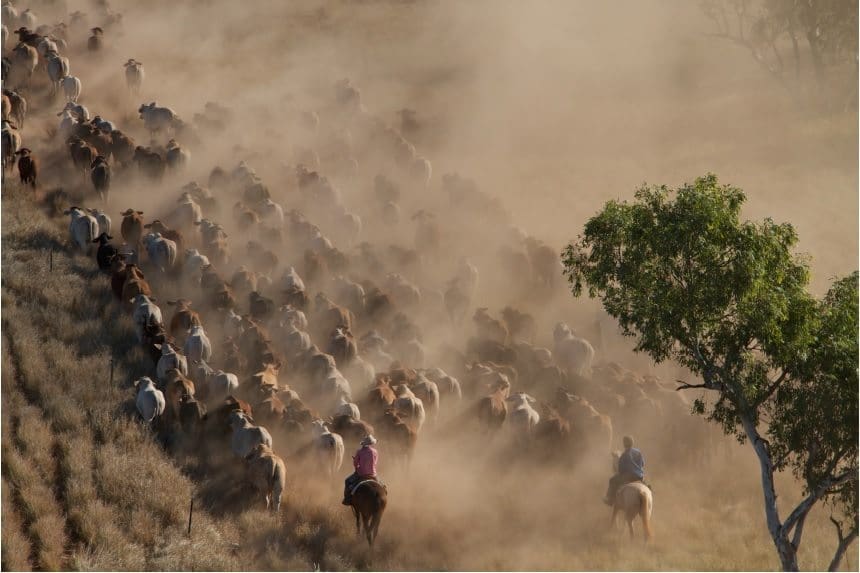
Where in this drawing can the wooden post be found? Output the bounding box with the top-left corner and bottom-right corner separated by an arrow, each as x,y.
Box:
49,247 -> 53,271
109,359 -> 114,385
187,498 -> 193,537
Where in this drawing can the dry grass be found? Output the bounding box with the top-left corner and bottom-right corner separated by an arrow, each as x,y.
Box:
1,0 -> 857,570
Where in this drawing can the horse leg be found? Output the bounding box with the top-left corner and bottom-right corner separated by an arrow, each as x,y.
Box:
352,506 -> 361,536
363,514 -> 373,547
627,518 -> 634,540
609,506 -> 618,531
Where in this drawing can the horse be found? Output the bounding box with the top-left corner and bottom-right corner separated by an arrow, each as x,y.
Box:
350,480 -> 387,547
611,482 -> 652,541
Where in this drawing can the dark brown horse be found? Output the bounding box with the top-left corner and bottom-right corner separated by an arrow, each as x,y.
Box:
351,480 -> 387,547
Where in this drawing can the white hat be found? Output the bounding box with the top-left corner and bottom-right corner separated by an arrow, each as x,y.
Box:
361,435 -> 377,446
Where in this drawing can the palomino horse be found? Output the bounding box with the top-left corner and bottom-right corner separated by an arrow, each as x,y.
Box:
351,480 -> 387,547
609,451 -> 653,541
611,482 -> 653,541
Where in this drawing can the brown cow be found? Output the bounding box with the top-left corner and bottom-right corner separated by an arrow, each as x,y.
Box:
249,362 -> 281,395
167,299 -> 202,339
473,308 -> 509,344
378,409 -> 417,466
330,414 -> 375,450
120,209 -> 145,246
164,368 -> 196,423
361,376 -> 396,422
253,387 -> 286,428
121,265 -> 152,311
476,386 -> 509,433
501,306 -> 536,344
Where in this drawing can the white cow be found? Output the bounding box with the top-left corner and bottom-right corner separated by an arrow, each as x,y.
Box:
394,385 -> 426,432
173,192 -> 202,229
131,294 -> 162,344
156,343 -> 188,382
184,325 -> 212,363
256,198 -> 284,225
506,392 -> 540,439
45,51 -> 69,94
19,8 -> 36,29
553,322 -> 596,377
334,395 -> 360,420
142,232 -> 177,272
61,75 -> 81,102
230,411 -> 272,458
223,309 -> 244,341
279,305 -> 308,331
135,376 -> 165,423
184,249 -> 210,281
64,207 -> 98,254
86,208 -> 111,237
311,419 -> 344,476
281,266 -> 305,292
124,59 -> 144,94
209,370 -> 239,401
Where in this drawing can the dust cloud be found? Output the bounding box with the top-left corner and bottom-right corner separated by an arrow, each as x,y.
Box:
9,0 -> 857,569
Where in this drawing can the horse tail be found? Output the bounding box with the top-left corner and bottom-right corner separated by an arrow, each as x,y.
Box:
640,489 -> 653,542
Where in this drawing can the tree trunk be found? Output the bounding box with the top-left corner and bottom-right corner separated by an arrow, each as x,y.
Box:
739,412 -> 800,571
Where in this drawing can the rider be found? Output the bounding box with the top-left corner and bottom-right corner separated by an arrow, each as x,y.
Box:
603,435 -> 645,505
342,435 -> 378,506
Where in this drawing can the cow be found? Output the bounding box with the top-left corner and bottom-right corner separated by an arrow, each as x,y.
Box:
156,343 -> 189,383
230,411 -> 273,458
138,102 -> 178,135
334,395 -> 360,420
90,156 -> 110,202
14,147 -> 36,187
506,392 -> 540,441
310,419 -> 345,477
64,207 -> 98,254
167,299 -> 202,340
121,266 -> 153,312
142,232 -> 177,273
553,323 -> 596,378
124,59 -> 144,93
393,385 -> 425,433
135,376 -> 165,424
244,444 -> 286,512
93,233 -> 118,271
163,368 -> 195,423
184,325 -> 212,363
476,384 -> 509,433
130,294 -> 162,344
119,209 -> 144,247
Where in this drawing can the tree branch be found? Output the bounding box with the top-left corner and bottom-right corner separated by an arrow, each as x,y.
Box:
753,369 -> 789,407
675,379 -> 711,392
828,517 -> 859,572
783,471 -> 858,535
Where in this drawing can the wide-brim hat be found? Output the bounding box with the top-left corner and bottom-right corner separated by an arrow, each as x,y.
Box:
361,435 -> 377,446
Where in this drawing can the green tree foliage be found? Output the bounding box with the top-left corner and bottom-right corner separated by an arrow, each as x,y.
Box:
700,0 -> 858,110
563,174 -> 858,571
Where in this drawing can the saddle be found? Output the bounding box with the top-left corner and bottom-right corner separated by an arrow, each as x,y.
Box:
351,477 -> 387,496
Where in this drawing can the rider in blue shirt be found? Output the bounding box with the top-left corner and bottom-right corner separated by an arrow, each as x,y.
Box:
604,435 -> 645,505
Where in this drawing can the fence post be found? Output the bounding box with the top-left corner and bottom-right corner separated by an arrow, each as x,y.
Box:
187,497 -> 194,537
109,358 -> 114,385
49,247 -> 53,271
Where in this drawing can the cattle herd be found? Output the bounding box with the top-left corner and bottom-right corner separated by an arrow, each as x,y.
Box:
2,0 -> 717,550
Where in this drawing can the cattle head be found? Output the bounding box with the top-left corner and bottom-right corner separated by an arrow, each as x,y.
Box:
92,232 -> 113,244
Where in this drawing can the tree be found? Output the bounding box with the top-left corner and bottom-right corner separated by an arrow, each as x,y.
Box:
562,173 -> 858,571
699,0 -> 858,111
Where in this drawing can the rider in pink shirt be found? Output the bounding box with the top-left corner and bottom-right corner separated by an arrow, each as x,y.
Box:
343,435 -> 378,505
